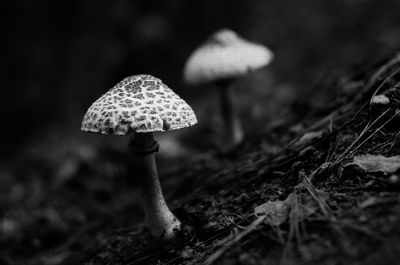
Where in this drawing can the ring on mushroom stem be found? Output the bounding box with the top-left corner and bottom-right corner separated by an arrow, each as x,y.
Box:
129,132 -> 160,155
81,74 -> 197,240
183,29 -> 273,149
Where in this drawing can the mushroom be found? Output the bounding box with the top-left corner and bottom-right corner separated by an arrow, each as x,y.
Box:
183,29 -> 273,148
81,74 -> 197,240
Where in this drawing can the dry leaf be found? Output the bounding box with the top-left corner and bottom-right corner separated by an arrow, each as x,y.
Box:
359,197 -> 381,209
295,131 -> 324,146
353,154 -> 400,173
254,200 -> 290,226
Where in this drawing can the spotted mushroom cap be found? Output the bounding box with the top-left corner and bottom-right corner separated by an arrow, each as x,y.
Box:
81,75 -> 198,135
183,29 -> 274,85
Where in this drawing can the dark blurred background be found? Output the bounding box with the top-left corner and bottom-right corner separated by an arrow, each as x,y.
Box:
2,0 -> 400,161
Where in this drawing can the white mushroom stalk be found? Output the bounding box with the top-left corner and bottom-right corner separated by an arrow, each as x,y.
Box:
129,132 -> 181,239
81,74 -> 197,240
183,29 -> 273,148
216,79 -> 244,147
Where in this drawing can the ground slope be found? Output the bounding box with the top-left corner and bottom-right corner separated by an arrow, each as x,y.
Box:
1,54 -> 400,265
77,54 -> 400,265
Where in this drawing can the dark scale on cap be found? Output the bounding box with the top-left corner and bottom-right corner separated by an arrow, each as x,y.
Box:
120,119 -> 130,125
147,85 -> 159,91
122,111 -> 130,118
126,81 -> 142,93
144,80 -> 156,86
146,93 -> 156,98
133,94 -> 145,99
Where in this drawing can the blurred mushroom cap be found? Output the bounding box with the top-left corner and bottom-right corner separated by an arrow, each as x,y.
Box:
81,75 -> 197,135
183,29 -> 273,85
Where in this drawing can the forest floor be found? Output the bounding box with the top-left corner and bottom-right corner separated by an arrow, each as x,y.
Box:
2,53 -> 400,265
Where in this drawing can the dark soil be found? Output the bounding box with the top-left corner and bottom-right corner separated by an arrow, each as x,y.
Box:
2,53 -> 400,265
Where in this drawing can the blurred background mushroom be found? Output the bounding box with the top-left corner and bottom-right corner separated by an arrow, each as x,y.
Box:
183,29 -> 273,149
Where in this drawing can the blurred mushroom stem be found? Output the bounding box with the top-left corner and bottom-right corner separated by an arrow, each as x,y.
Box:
129,132 -> 181,240
217,79 -> 244,148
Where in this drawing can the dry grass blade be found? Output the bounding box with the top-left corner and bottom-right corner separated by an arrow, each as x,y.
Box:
325,114 -> 335,162
333,108 -> 390,164
301,176 -> 332,219
335,220 -> 383,240
280,192 -> 307,265
301,176 -> 352,256
387,131 -> 400,153
203,216 -> 266,265
348,109 -> 400,157
334,121 -> 371,164
365,54 -> 400,90
286,193 -> 305,245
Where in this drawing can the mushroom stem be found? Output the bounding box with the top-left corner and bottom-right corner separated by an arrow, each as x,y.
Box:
217,80 -> 244,147
129,132 -> 181,240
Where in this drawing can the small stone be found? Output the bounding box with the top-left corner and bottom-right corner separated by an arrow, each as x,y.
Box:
371,95 -> 390,105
